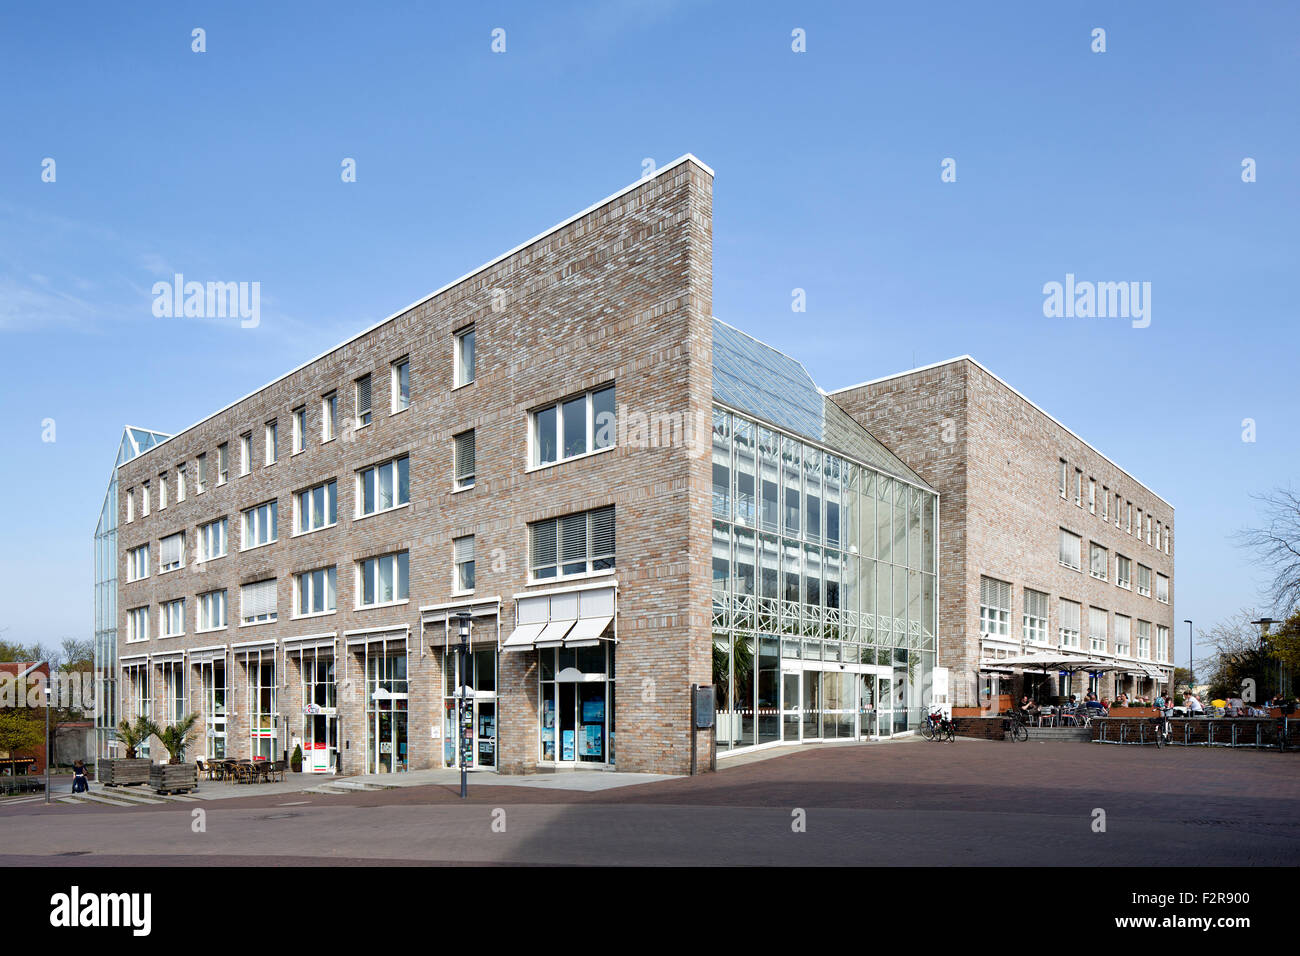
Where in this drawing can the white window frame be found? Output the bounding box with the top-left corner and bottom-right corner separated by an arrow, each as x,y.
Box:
1156,573 -> 1169,605
240,433 -> 252,476
1088,478 -> 1096,514
1059,599 -> 1081,649
1114,614 -> 1131,657
356,551 -> 410,608
1157,625 -> 1170,662
1088,607 -> 1108,654
197,589 -> 228,632
142,483 -> 150,517
126,488 -> 134,522
127,606 -> 150,643
127,544 -> 150,582
294,566 -> 338,618
217,442 -> 228,484
158,473 -> 168,510
1074,469 -> 1082,507
1023,588 -> 1050,645
265,420 -> 278,466
177,466 -> 186,502
1058,460 -> 1067,499
1137,620 -> 1152,660
161,598 -> 186,638
454,430 -> 475,490
159,531 -> 185,573
1116,554 -> 1131,590
355,374 -> 372,428
1137,564 -> 1151,597
453,535 -> 475,594
295,479 -> 338,535
1059,529 -> 1082,571
240,579 -> 278,625
391,357 -> 410,413
322,392 -> 337,442
528,506 -> 615,582
1089,542 -> 1108,581
292,406 -> 306,454
979,576 -> 1011,638
356,455 -> 410,517
198,517 -> 228,562
242,499 -> 279,550
529,383 -> 617,469
454,326 -> 475,388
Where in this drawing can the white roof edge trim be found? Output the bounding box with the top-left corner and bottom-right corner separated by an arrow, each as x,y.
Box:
830,355 -> 1173,511
118,154 -> 714,471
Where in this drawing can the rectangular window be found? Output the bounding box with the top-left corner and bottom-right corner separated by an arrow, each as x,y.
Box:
1157,625 -> 1170,661
355,374 -> 372,427
292,406 -> 306,454
392,358 -> 410,412
358,552 -> 409,607
1089,542 -> 1108,580
1146,513 -> 1153,545
1115,492 -> 1122,528
294,567 -> 337,616
1058,529 -> 1082,571
240,579 -> 278,624
1075,469 -> 1082,506
126,606 -> 149,643
158,473 -> 168,509
177,466 -> 187,502
127,544 -> 150,582
1126,501 -> 1132,534
295,479 -> 338,533
454,430 -> 476,490
1114,614 -> 1131,656
242,499 -> 278,549
357,455 -> 409,516
454,326 -> 475,387
1116,554 -> 1131,589
197,589 -> 227,631
217,442 -> 228,484
196,454 -> 208,493
454,535 -> 475,593
1137,620 -> 1151,659
978,576 -> 1011,637
1059,599 -> 1081,649
530,384 -> 615,467
322,392 -> 337,442
1058,460 -> 1067,498
1088,479 -> 1096,514
161,598 -> 185,638
126,489 -> 134,522
1102,487 -> 1109,521
528,506 -> 615,580
1156,573 -> 1169,604
265,420 -> 278,465
198,517 -> 228,562
240,433 -> 252,476
160,531 -> 185,573
1088,607 -> 1108,653
1024,588 -> 1050,645
1137,564 -> 1152,597
142,482 -> 150,516
1164,526 -> 1170,555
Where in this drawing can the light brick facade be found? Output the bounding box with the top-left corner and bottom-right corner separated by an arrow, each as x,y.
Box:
831,358 -> 1175,708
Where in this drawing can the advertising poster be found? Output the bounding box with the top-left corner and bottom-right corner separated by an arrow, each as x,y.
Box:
561,729 -> 575,761
542,727 -> 555,761
581,723 -> 602,757
582,699 -> 604,723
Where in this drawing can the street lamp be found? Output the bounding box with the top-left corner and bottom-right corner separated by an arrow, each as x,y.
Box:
1251,617 -> 1279,700
43,673 -> 52,805
1183,620 -> 1193,694
455,610 -> 472,799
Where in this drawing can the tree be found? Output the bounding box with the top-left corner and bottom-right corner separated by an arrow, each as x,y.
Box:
1200,609 -> 1285,702
157,714 -> 200,765
1238,488 -> 1300,613
116,716 -> 158,760
0,709 -> 45,769
0,639 -> 42,664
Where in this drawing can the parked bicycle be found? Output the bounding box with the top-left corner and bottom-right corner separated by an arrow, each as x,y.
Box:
1152,706 -> 1174,748
1004,710 -> 1030,742
922,709 -> 956,742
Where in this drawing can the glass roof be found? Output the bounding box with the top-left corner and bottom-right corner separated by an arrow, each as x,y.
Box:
712,319 -> 930,488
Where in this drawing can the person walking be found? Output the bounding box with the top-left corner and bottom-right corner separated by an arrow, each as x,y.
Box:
71,760 -> 89,794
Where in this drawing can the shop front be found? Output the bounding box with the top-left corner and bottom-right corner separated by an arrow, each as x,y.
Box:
421,598 -> 503,772
346,627 -> 409,774
287,635 -> 338,774
502,583 -> 617,767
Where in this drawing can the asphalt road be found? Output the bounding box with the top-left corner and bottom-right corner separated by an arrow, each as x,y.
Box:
4,739 -> 1299,866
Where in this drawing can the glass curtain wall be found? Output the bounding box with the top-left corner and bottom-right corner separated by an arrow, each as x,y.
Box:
712,406 -> 938,752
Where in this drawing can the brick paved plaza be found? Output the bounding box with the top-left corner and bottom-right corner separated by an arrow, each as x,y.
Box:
4,739 -> 1298,866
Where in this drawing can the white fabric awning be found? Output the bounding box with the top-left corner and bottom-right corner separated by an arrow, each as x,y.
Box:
534,620 -> 575,648
501,622 -> 545,653
503,585 -> 617,652
565,615 -> 613,646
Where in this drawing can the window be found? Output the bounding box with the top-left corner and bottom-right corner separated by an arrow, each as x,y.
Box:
142,482 -> 150,516
126,606 -> 149,643
161,598 -> 185,637
292,406 -> 306,454
1115,492 -> 1122,528
979,576 -> 1011,637
322,392 -> 337,442
1164,526 -> 1170,555
217,442 -> 228,484
294,567 -> 337,616
177,466 -> 186,502
127,544 -> 150,582
126,488 -> 134,522
158,473 -> 168,509
1074,469 -> 1082,506
531,384 -> 616,467
1089,542 -> 1108,580
1157,625 -> 1170,661
1126,501 -> 1132,534
355,374 -> 372,427
1156,573 -> 1169,604
1058,529 -> 1082,570
1116,554 -> 1131,589
160,532 -> 185,573
242,499 -> 278,549
198,517 -> 228,562
197,589 -> 227,631
357,456 -> 409,516
163,660 -> 185,722
1114,614 -> 1131,656
265,420 -> 278,465
1088,479 -> 1096,514
453,430 -> 475,490
1146,513 -> 1152,545
1024,588 -> 1050,645
1059,599 -> 1081,649
1137,620 -> 1151,659
454,535 -> 475,593
454,326 -> 475,387
295,479 -> 338,533
358,552 -> 409,607
1137,564 -> 1151,597
1102,487 -> 1109,521
528,506 -> 615,580
240,433 -> 252,475
241,579 -> 278,624
1058,460 -> 1067,498
1088,607 -> 1108,653
392,358 -> 410,412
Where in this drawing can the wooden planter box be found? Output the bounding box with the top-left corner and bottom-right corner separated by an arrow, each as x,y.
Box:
149,763 -> 198,795
100,758 -> 152,787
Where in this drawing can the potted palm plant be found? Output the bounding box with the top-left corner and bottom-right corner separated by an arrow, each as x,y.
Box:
149,713 -> 201,794
100,716 -> 157,786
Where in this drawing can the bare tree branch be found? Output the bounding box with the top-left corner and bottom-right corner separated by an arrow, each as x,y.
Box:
1235,487 -> 1300,614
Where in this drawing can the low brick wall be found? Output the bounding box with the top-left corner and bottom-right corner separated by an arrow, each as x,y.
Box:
1090,716 -> 1295,747
952,716 -> 1008,741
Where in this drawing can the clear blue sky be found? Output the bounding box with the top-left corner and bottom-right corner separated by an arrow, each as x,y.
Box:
2,1 -> 1296,672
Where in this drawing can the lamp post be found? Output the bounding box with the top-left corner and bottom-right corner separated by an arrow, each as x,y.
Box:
455,611 -> 472,799
44,673 -> 52,805
1250,617 -> 1279,700
1183,620 -> 1193,695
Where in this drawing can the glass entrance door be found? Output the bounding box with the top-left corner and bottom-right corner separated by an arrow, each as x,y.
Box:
876,671 -> 894,738
782,669 -> 801,741
801,669 -> 822,739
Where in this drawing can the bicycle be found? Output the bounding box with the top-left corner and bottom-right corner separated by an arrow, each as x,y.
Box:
1151,708 -> 1174,748
1004,710 -> 1030,742
921,711 -> 939,741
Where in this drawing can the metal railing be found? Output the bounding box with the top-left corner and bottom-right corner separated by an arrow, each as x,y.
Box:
1094,717 -> 1297,749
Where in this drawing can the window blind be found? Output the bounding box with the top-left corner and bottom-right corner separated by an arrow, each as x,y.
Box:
560,514 -> 587,564
454,430 -> 475,479
356,375 -> 371,416
1059,600 -> 1080,631
160,533 -> 183,567
242,579 -> 277,618
979,575 -> 1011,611
454,535 -> 474,563
530,520 -> 557,566
590,506 -> 615,559
1024,588 -> 1049,619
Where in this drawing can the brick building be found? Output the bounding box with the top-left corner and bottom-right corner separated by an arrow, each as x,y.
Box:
0,662 -> 50,776
109,156 -> 940,776
832,357 -> 1175,709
